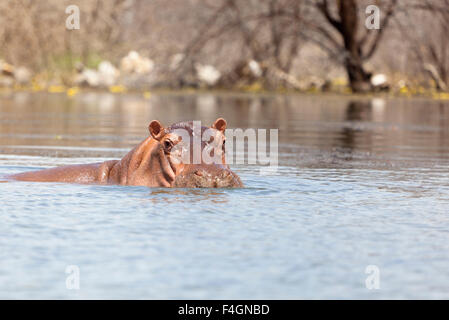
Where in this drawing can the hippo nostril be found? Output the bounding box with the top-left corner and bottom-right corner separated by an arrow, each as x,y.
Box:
222,171 -> 231,177
195,170 -> 203,176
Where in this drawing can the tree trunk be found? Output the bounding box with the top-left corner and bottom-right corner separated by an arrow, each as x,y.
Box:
339,0 -> 372,92
344,56 -> 372,93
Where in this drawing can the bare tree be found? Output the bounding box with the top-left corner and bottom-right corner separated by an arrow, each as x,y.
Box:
304,0 -> 398,92
397,0 -> 449,91
177,0 -> 305,88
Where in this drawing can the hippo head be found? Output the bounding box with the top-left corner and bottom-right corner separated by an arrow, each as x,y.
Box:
147,118 -> 243,188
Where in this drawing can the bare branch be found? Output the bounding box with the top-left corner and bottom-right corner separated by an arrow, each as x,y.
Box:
316,0 -> 342,32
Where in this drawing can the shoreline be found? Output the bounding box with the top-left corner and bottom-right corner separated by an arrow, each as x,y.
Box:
1,85 -> 448,102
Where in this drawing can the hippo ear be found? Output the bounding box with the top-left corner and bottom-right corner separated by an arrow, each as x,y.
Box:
148,120 -> 165,141
211,118 -> 227,133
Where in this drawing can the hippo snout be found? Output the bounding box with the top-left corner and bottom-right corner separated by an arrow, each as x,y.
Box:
173,166 -> 243,188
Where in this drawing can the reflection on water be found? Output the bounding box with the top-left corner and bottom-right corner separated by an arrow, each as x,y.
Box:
1,92 -> 449,299
147,188 -> 230,204
1,92 -> 449,164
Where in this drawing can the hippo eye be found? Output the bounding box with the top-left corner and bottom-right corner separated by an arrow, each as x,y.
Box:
164,140 -> 174,150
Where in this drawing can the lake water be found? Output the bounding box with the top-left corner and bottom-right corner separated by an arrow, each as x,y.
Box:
1,91 -> 449,299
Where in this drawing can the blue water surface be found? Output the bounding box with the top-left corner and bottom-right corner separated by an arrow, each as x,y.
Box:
1,92 -> 449,299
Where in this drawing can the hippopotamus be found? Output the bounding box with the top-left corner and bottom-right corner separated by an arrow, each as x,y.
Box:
8,118 -> 243,188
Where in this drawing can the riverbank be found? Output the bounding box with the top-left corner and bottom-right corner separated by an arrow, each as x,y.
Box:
1,84 -> 448,101
2,52 -> 449,102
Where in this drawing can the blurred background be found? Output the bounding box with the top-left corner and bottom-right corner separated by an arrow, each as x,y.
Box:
0,0 -> 448,96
